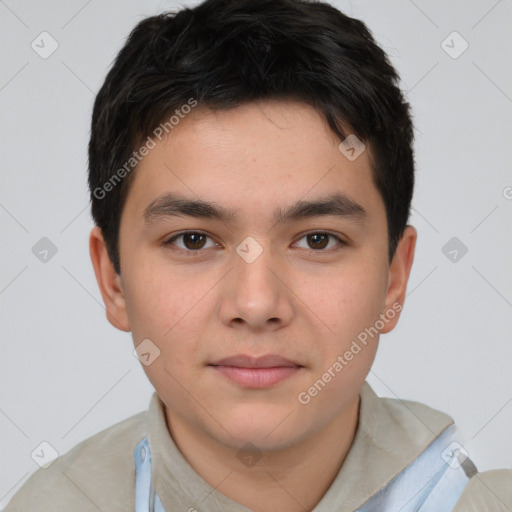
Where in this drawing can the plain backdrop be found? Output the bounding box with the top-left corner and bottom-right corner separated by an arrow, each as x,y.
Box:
1,0 -> 511,507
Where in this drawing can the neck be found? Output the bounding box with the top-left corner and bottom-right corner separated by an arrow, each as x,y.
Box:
165,396 -> 360,512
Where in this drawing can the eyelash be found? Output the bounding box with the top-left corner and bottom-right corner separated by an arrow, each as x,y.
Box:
163,230 -> 346,254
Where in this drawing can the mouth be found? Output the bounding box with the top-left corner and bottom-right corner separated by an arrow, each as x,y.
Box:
208,354 -> 303,389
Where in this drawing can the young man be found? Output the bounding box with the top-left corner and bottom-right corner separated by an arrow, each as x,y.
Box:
6,0 -> 511,510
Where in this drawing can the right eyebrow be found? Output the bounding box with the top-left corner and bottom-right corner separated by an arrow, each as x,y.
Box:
143,193 -> 235,225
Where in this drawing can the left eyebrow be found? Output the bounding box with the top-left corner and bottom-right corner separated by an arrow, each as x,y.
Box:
273,193 -> 367,224
143,192 -> 367,225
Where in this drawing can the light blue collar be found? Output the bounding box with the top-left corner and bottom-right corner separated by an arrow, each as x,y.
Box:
134,437 -> 166,512
134,424 -> 475,512
355,424 -> 476,511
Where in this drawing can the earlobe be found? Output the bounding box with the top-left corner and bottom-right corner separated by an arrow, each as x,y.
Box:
380,225 -> 417,334
89,226 -> 131,332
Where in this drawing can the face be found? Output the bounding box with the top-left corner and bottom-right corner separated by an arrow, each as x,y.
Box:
91,100 -> 415,452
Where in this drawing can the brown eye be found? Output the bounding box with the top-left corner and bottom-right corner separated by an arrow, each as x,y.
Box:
293,232 -> 343,251
165,231 -> 217,251
307,233 -> 329,249
183,233 -> 207,250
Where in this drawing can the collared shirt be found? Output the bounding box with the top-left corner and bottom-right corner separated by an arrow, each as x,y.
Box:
5,383 -> 511,511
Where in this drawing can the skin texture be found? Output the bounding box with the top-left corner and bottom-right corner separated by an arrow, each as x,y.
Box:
90,100 -> 416,511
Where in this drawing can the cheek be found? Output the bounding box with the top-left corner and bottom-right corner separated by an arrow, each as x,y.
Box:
122,260 -> 216,363
121,259 -> 188,340
298,263 -> 388,342
293,266 -> 386,415
122,264 -> 209,389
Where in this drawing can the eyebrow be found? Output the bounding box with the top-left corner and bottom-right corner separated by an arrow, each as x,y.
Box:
143,192 -> 367,225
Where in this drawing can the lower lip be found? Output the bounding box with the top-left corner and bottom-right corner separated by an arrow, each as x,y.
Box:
211,365 -> 301,388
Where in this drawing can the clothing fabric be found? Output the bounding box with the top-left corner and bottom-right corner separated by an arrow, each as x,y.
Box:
132,426 -> 475,512
5,383 -> 511,511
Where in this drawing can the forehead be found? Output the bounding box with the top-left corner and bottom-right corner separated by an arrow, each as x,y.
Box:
122,100 -> 383,222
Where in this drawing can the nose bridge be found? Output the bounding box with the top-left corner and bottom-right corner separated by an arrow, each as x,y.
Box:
234,237 -> 280,303
218,236 -> 294,329
235,243 -> 277,294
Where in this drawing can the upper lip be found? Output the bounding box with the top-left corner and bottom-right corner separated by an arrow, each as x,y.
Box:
209,354 -> 302,369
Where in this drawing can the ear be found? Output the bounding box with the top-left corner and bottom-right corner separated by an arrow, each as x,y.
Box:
89,226 -> 131,332
380,225 -> 417,334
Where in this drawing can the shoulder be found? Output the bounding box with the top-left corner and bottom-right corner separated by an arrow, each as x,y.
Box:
360,382 -> 454,454
4,410 -> 147,512
453,469 -> 512,511
360,385 -> 511,509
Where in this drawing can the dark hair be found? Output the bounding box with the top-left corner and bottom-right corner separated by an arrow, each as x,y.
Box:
88,0 -> 414,274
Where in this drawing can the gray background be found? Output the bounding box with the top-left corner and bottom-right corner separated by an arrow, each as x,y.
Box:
1,0 -> 511,506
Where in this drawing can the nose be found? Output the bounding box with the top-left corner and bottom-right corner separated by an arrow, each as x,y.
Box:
217,243 -> 294,332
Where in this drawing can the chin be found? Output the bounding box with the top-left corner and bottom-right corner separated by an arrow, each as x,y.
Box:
212,407 -> 307,451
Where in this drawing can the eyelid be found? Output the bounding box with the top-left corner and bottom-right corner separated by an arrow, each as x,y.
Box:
292,231 -> 346,250
164,230 -> 220,250
163,229 -> 346,252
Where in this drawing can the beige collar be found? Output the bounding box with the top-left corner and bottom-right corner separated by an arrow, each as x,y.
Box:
146,382 -> 453,511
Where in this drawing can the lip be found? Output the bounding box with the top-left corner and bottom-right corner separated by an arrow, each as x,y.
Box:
209,354 -> 303,389
210,354 -> 301,368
